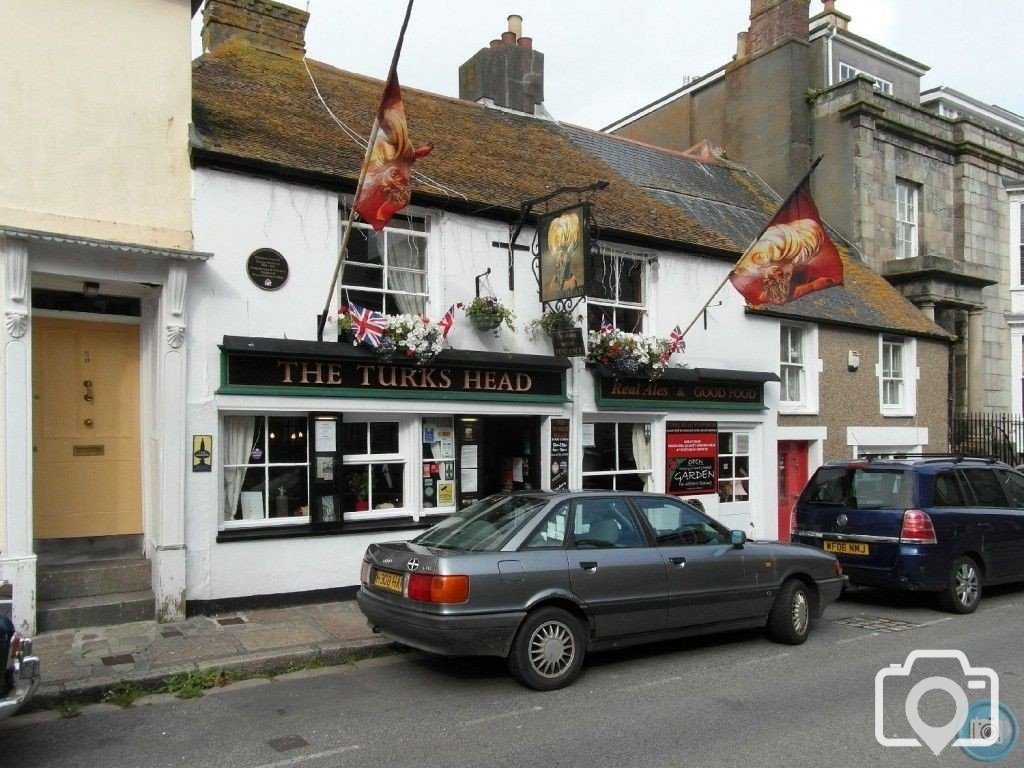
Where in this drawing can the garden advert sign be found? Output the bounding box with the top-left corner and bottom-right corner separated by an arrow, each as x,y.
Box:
666,421 -> 717,495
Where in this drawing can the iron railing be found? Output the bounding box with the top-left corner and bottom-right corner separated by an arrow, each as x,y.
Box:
949,413 -> 1024,466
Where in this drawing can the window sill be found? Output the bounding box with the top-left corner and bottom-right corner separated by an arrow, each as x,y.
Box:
779,405 -> 819,416
880,408 -> 916,419
216,516 -> 442,543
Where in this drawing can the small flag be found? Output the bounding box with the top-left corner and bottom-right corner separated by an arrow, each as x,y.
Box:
348,302 -> 388,348
354,72 -> 433,231
600,314 -> 614,334
729,179 -> 843,306
668,324 -> 685,353
438,305 -> 456,339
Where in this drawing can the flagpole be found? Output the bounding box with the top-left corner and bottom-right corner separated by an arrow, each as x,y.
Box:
317,0 -> 417,342
677,155 -> 824,339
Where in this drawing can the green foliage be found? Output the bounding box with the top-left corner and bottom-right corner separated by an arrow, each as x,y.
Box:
525,309 -> 580,341
102,681 -> 146,708
163,669 -> 223,699
463,296 -> 516,334
57,699 -> 82,718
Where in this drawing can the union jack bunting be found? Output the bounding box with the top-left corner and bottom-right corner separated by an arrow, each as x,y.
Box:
438,305 -> 456,339
348,302 -> 388,348
599,314 -> 614,334
668,324 -> 685,353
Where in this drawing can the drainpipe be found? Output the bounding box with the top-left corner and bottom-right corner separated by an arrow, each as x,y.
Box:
826,24 -> 837,87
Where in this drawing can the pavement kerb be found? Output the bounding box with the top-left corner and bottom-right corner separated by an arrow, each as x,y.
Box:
27,637 -> 400,712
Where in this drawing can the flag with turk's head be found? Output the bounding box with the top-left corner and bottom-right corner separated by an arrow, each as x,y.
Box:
348,302 -> 388,348
354,72 -> 432,231
729,181 -> 843,306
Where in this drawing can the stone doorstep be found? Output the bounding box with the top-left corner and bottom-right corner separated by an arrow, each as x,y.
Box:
25,637 -> 398,712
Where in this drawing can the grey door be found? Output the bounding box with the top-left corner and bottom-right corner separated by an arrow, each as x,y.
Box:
634,496 -> 762,628
566,497 -> 667,638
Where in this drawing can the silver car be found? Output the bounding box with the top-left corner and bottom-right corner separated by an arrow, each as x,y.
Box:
357,492 -> 844,690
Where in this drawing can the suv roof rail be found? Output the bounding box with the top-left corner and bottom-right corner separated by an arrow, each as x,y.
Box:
859,452 -> 1001,464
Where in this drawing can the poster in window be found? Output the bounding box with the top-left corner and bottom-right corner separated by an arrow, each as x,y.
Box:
437,481 -> 454,506
316,456 -> 334,481
315,419 -> 337,452
539,204 -> 589,303
550,418 -> 570,490
320,495 -> 337,522
666,421 -> 718,495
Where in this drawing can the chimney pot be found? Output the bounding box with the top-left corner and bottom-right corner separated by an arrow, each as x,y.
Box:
500,30 -> 516,45
736,31 -> 748,58
507,14 -> 523,38
822,0 -> 836,11
517,36 -> 532,50
489,38 -> 502,50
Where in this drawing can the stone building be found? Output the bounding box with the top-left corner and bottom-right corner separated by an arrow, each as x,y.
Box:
607,0 -> 1024,419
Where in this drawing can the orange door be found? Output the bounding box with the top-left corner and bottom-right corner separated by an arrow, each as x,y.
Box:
32,317 -> 141,538
777,441 -> 808,541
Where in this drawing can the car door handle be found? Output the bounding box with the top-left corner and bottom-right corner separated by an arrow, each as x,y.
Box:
669,556 -> 686,567
579,561 -> 598,572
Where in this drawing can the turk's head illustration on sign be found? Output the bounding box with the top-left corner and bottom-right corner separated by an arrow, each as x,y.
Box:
539,204 -> 589,303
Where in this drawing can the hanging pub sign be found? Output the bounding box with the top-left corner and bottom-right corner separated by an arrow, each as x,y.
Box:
539,203 -> 589,303
666,421 -> 718,495
246,248 -> 289,291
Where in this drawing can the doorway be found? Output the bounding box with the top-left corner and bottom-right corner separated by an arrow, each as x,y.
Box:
777,440 -> 809,541
32,316 -> 142,538
455,415 -> 541,508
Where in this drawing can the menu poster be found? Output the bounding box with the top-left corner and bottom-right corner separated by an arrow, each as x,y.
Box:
666,421 -> 718,495
550,418 -> 570,490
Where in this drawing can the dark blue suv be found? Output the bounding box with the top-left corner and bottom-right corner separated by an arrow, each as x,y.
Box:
791,455 -> 1024,613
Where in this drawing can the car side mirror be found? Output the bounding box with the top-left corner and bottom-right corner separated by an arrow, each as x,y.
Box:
730,530 -> 746,548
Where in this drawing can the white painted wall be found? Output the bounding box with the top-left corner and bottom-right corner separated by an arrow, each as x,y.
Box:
188,167 -> 783,600
1,0 -> 193,250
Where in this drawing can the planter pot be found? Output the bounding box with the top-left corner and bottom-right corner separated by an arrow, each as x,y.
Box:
354,499 -> 369,512
470,314 -> 503,332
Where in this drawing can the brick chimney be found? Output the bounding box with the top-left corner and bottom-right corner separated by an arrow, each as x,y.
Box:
459,15 -> 544,115
809,0 -> 851,32
745,0 -> 810,58
202,0 -> 309,59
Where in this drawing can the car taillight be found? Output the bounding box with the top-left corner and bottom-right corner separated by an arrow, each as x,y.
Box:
835,559 -> 843,577
360,560 -> 371,585
8,633 -> 21,663
900,509 -> 937,544
407,574 -> 470,604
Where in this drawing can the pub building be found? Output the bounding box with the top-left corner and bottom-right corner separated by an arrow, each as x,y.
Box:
182,1 -> 801,610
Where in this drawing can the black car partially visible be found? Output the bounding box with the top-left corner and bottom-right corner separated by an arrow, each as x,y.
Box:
0,582 -> 41,719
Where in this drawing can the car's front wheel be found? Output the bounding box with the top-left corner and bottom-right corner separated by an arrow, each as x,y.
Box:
507,607 -> 586,691
938,555 -> 982,614
766,578 -> 812,645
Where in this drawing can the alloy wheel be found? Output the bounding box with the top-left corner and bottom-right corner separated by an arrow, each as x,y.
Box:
528,620 -> 576,678
955,562 -> 980,608
791,589 -> 809,635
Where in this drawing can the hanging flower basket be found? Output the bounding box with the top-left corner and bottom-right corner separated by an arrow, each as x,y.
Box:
463,296 -> 515,336
586,328 -> 676,380
384,314 -> 443,365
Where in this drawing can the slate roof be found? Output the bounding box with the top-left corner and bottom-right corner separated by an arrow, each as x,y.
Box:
190,38 -> 951,341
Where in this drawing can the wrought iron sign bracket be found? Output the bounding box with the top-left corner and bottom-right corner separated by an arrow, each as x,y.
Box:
474,268 -> 492,299
507,180 -> 609,292
703,300 -> 723,330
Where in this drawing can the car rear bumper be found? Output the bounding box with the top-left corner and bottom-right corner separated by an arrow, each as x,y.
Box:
0,653 -> 41,720
356,588 -> 525,658
838,553 -> 948,592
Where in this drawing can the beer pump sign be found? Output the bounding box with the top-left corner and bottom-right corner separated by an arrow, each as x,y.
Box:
665,421 -> 717,495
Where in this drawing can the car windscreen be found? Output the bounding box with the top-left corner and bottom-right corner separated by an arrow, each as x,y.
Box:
799,467 -> 913,509
414,494 -> 550,551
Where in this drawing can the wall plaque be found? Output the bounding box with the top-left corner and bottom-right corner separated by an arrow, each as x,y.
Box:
246,248 -> 289,291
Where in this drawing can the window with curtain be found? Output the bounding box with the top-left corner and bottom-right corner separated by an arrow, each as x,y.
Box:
717,431 -> 750,503
895,180 -> 918,260
340,419 -> 406,519
222,415 -> 310,523
881,336 -> 905,407
340,215 -> 428,315
586,246 -> 647,333
581,421 -> 652,491
780,324 -> 805,404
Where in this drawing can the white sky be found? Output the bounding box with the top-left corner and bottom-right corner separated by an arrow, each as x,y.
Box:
193,0 -> 1024,130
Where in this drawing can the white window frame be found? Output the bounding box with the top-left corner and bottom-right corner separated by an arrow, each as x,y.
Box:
338,210 -> 430,319
340,415 -> 414,523
587,245 -> 649,334
838,61 -> 893,94
877,334 -> 918,416
895,180 -> 919,260
1012,198 -> 1024,288
779,322 -> 820,414
581,419 -> 654,491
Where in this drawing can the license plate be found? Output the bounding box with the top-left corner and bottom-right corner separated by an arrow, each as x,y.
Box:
824,540 -> 869,556
373,569 -> 404,593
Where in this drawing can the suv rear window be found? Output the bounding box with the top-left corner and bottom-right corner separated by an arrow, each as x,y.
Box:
800,467 -> 912,509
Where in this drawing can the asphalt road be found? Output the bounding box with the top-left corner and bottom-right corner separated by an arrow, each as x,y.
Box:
3,584 -> 1022,768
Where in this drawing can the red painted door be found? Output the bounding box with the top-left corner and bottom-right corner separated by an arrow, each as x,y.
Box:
776,441 -> 809,541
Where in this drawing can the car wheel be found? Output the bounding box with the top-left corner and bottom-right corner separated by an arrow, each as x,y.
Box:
766,578 -> 812,645
938,555 -> 982,614
507,607 -> 586,691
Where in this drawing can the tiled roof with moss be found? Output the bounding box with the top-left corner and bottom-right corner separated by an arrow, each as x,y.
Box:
191,39 -> 950,341
191,40 -> 733,253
